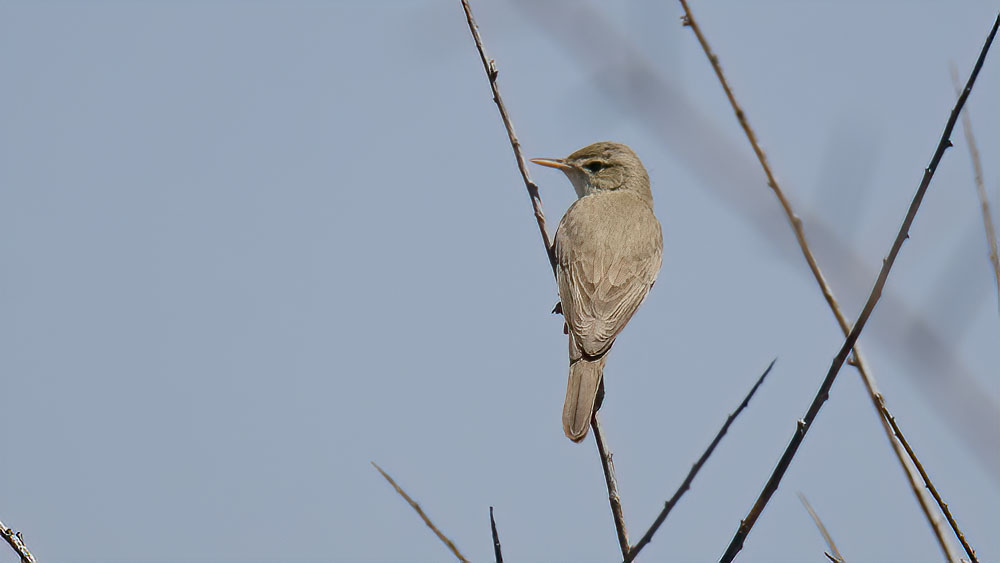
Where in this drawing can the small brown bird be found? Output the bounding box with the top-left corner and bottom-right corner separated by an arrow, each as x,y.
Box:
532,142 -> 663,442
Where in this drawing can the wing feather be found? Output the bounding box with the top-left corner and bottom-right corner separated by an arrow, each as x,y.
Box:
555,192 -> 662,359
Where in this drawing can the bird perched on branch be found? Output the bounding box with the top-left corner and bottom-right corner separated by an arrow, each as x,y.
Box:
532,142 -> 663,442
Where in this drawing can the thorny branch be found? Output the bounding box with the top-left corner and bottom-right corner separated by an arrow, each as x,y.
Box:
372,462 -> 470,562
1,519 -> 37,563
625,360 -> 775,562
676,0 -> 992,560
883,410 -> 979,562
718,12 -> 999,562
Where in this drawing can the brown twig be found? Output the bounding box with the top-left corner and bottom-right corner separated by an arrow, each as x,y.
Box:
460,0 -> 556,275
798,493 -> 846,563
882,409 -> 979,562
372,462 -> 470,562
0,519 -> 37,563
677,1 -> 984,560
718,12 -> 999,563
950,63 -> 1000,312
461,0 -> 631,553
592,412 -> 630,557
489,506 -> 503,563
625,359 -> 775,562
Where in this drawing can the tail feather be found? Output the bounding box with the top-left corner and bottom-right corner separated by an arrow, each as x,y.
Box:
562,358 -> 605,442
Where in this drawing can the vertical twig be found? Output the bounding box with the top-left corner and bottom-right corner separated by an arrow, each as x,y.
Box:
372,462 -> 470,562
461,0 -> 631,553
592,412 -> 630,557
489,507 -> 503,563
950,63 -> 1000,312
625,359 -> 775,562
798,493 -> 846,563
677,1 -> 987,560
0,519 -> 37,563
717,12 -> 999,563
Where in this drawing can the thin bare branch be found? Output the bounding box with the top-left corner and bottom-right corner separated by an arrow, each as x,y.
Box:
824,552 -> 843,563
489,506 -> 503,563
798,493 -> 846,563
372,462 -> 470,562
0,519 -> 37,563
882,409 -> 979,562
717,12 -> 999,563
460,0 -> 556,274
461,0 -> 631,553
592,412 -> 630,557
625,359 -> 775,562
950,63 -> 1000,312
676,1 -> 987,560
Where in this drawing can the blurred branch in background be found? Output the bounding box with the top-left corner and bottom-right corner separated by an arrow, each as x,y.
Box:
1,519 -> 37,563
625,359 -> 775,563
372,462 -> 470,562
511,0 -> 1000,480
461,1 -> 631,556
951,62 -> 1000,312
675,0 -> 966,557
798,493 -> 846,563
720,13 -> 998,562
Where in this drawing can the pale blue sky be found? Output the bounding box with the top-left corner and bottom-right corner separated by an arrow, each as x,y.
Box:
2,1 -> 998,561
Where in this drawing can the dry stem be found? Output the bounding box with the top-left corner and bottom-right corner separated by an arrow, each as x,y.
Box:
461,0 -> 630,554
0,519 -> 37,563
625,359 -> 775,562
714,11 -> 999,563
676,1 -> 985,560
593,412 -> 630,557
489,506 -> 503,563
372,462 -> 470,562
950,63 -> 1000,313
798,493 -> 846,563
460,0 -> 556,275
882,410 -> 979,562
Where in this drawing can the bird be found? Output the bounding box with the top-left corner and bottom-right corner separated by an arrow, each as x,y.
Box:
531,142 -> 663,442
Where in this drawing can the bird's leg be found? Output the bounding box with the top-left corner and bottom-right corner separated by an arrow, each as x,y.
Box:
594,378 -> 606,412
551,301 -> 569,333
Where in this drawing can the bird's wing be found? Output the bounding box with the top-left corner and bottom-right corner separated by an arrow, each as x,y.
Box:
555,193 -> 662,359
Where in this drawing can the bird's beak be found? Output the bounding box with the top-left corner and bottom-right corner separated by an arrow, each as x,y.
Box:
530,158 -> 573,171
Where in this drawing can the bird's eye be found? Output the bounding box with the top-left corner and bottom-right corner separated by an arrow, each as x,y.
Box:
585,161 -> 604,173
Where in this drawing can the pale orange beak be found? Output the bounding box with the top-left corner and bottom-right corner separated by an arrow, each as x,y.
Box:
530,158 -> 573,171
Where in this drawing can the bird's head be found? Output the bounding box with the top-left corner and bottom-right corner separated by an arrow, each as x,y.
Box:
531,141 -> 651,201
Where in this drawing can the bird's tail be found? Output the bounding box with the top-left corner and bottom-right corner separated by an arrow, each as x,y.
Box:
562,357 -> 606,442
